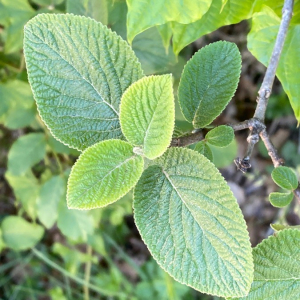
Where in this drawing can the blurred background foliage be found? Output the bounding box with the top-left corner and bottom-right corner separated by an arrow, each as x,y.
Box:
0,0 -> 299,299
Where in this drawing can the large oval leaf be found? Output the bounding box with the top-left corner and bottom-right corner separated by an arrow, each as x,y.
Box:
134,148 -> 253,297
120,75 -> 175,159
178,41 -> 241,129
67,140 -> 144,209
24,14 -> 143,150
234,229 -> 300,300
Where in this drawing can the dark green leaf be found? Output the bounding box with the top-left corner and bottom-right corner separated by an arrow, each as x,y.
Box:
178,41 -> 241,128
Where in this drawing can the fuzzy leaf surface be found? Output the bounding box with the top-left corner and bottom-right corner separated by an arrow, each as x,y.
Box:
134,148 -> 253,297
126,0 -> 212,43
68,140 -> 144,209
1,216 -> 44,251
120,75 -> 174,159
206,125 -> 234,147
178,41 -> 241,128
24,14 -> 143,150
269,192 -> 294,208
271,166 -> 298,191
248,6 -> 300,123
233,229 -> 300,300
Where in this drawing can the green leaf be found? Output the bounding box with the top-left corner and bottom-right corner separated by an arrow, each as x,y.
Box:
126,0 -> 212,43
57,201 -> 94,241
178,41 -> 241,129
52,242 -> 97,274
134,148 -> 253,297
0,228 -> 5,252
205,125 -> 234,147
271,166 -> 298,191
253,0 -> 300,25
0,0 -> 35,53
66,0 -> 108,25
5,170 -> 40,220
8,133 -> 46,176
171,0 -> 254,55
31,0 -> 64,6
24,14 -> 143,150
120,75 -> 175,159
248,6 -> 300,123
37,176 -> 66,228
67,140 -> 144,209
47,136 -> 80,156
233,229 -> 300,300
0,80 -> 35,129
269,192 -> 294,208
1,216 -> 44,251
271,223 -> 300,232
132,28 -> 177,75
157,23 -> 173,51
194,141 -> 213,161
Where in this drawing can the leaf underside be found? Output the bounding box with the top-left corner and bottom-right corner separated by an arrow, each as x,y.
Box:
134,148 -> 253,297
24,13 -> 143,150
67,140 -> 144,209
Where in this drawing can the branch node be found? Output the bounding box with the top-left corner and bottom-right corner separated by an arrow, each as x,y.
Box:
234,157 -> 251,173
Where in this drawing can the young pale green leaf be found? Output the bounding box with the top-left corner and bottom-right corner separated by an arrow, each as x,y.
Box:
1,216 -> 44,251
233,229 -> 300,300
37,176 -> 66,229
120,75 -> 174,159
126,0 -> 212,43
24,14 -> 143,151
134,148 -> 253,297
248,6 -> 300,123
269,192 -> 294,208
271,166 -> 298,191
178,41 -> 241,129
67,140 -> 144,209
271,223 -> 300,232
205,125 -> 234,147
8,133 -> 46,176
171,0 -> 254,55
194,141 -> 213,161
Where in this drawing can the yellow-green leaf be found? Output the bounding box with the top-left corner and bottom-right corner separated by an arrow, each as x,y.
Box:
120,75 -> 175,159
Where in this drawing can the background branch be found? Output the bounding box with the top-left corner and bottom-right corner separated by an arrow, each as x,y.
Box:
254,0 -> 294,122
